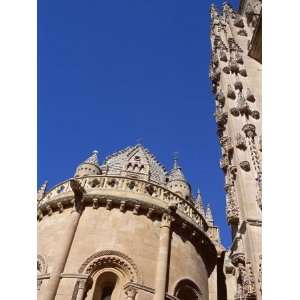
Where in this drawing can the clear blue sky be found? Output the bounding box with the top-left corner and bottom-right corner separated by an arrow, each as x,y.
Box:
38,0 -> 239,248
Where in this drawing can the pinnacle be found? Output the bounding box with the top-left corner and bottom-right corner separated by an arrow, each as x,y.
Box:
37,180 -> 48,201
206,204 -> 214,225
168,153 -> 187,183
195,188 -> 205,215
84,150 -> 100,166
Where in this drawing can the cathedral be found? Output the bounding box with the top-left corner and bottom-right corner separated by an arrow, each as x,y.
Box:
37,1 -> 262,300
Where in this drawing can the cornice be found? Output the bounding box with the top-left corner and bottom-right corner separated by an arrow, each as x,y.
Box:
37,175 -> 218,274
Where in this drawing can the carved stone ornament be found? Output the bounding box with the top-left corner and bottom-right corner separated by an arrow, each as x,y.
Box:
244,260 -> 257,298
231,252 -> 245,267
229,58 -> 239,74
223,65 -> 230,74
251,110 -> 260,119
242,124 -> 256,138
78,250 -> 141,284
220,155 -> 229,171
89,178 -> 100,188
230,107 -> 240,117
125,286 -> 138,300
229,165 -> 237,179
236,53 -> 244,64
147,207 -> 155,218
240,161 -> 251,172
237,29 -> 248,36
92,198 -> 99,209
239,68 -> 247,77
145,183 -> 155,196
216,90 -> 225,105
107,178 -> 118,187
246,88 -> 256,102
161,213 -> 172,228
120,200 -> 126,212
237,93 -> 250,115
220,50 -> 228,62
234,79 -> 243,91
227,84 -> 236,99
220,136 -> 233,153
235,133 -> 247,150
234,15 -> 245,28
212,53 -> 219,66
106,199 -> 112,210
46,205 -> 53,216
57,202 -> 64,213
133,204 -> 141,215
215,110 -> 228,126
127,180 -> 136,190
209,65 -> 220,84
226,188 -> 239,224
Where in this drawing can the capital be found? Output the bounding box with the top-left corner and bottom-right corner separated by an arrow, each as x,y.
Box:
161,213 -> 172,228
125,286 -> 137,300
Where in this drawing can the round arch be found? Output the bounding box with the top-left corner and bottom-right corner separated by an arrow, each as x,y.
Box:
173,278 -> 202,300
78,250 -> 142,284
75,250 -> 141,300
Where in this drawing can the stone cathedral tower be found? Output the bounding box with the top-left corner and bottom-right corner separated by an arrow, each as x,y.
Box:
209,1 -> 262,300
37,145 -> 224,300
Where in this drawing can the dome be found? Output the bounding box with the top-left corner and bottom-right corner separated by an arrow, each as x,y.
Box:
103,144 -> 167,185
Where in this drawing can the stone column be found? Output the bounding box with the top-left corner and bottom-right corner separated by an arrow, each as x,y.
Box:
153,213 -> 172,300
41,179 -> 85,300
41,208 -> 81,300
76,279 -> 87,300
208,265 -> 218,300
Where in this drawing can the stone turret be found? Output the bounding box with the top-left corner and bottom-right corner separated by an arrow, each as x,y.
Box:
166,156 -> 191,201
74,150 -> 102,177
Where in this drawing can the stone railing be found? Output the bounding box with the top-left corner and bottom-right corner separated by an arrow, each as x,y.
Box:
38,175 -> 208,232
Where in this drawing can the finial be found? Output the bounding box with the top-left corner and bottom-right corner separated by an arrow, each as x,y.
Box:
173,152 -> 179,169
136,138 -> 143,145
92,150 -> 98,154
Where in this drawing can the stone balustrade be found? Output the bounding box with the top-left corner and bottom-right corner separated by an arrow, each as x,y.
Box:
38,175 -> 209,232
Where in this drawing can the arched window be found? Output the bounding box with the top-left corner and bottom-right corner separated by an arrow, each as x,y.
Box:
92,272 -> 118,300
76,250 -> 141,300
174,279 -> 202,300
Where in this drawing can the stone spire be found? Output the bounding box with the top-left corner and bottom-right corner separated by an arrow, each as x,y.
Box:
37,180 -> 48,202
195,188 -> 205,215
74,150 -> 102,177
168,154 -> 187,183
206,204 -> 214,226
210,3 -> 218,19
84,150 -> 100,165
